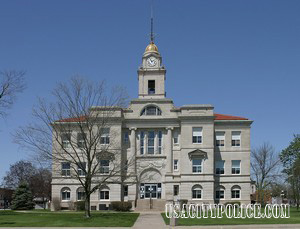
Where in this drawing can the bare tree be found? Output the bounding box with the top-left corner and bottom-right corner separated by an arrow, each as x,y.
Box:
251,143 -> 281,204
0,70 -> 26,117
14,77 -> 131,218
2,160 -> 37,189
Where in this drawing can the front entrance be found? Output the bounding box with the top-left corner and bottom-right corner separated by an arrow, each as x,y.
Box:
140,183 -> 161,199
145,184 -> 157,199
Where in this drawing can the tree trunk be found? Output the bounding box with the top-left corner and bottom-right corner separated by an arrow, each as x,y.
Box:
85,195 -> 91,218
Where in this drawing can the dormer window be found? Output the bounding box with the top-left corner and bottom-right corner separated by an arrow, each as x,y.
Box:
141,105 -> 162,116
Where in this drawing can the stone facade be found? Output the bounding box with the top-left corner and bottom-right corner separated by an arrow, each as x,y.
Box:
51,41 -> 253,210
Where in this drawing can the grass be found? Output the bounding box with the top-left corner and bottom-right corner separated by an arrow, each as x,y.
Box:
0,210 -> 139,227
162,207 -> 300,226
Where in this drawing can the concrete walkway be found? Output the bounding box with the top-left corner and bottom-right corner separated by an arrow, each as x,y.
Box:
133,212 -> 166,229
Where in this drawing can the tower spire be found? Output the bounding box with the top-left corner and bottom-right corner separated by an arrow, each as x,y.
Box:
150,0 -> 154,43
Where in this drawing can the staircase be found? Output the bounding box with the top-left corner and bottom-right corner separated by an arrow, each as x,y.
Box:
135,199 -> 166,211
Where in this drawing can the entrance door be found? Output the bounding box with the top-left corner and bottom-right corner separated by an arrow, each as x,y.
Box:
144,184 -> 157,199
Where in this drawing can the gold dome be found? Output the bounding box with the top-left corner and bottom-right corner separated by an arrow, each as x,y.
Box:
145,42 -> 159,53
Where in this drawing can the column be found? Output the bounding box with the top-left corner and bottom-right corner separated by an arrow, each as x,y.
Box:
129,128 -> 136,157
166,127 -> 173,173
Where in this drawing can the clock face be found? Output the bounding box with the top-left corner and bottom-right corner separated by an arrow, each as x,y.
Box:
147,57 -> 157,67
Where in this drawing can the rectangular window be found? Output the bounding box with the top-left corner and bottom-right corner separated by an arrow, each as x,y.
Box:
61,133 -> 71,149
232,131 -> 241,147
100,190 -> 109,200
147,131 -> 155,154
216,190 -> 225,199
61,162 -> 71,176
231,190 -> 240,199
158,131 -> 162,154
77,191 -> 85,201
77,133 -> 86,148
232,160 -> 241,174
215,160 -> 225,175
100,160 -> 110,174
192,189 -> 202,199
174,159 -> 179,171
173,185 -> 179,196
77,162 -> 86,177
173,131 -> 179,144
148,80 -> 155,94
100,128 -> 110,145
216,132 -> 225,146
192,159 -> 202,173
123,185 -> 128,197
192,127 -> 202,144
62,190 -> 70,200
124,131 -> 129,145
140,131 -> 144,155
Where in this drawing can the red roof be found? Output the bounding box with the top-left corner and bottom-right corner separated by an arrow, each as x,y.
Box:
57,114 -> 248,122
214,113 -> 248,120
56,116 -> 87,122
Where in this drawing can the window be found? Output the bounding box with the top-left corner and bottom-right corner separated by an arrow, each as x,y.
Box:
123,185 -> 128,197
192,159 -> 202,173
173,185 -> 179,196
232,160 -> 241,174
148,80 -> 155,94
215,160 -> 225,174
216,132 -> 225,146
61,187 -> 71,201
192,127 -> 202,144
158,131 -> 162,154
124,131 -> 129,145
61,133 -> 71,148
147,131 -> 155,154
232,131 -> 241,146
216,189 -> 225,199
100,190 -> 109,200
174,159 -> 179,171
77,133 -> 86,148
231,186 -> 241,199
124,160 -> 128,172
77,188 -> 85,201
100,160 -> 109,174
100,128 -> 110,145
77,162 -> 86,177
141,106 -> 162,116
140,131 -> 145,155
61,162 -> 71,176
173,131 -> 179,144
192,185 -> 202,199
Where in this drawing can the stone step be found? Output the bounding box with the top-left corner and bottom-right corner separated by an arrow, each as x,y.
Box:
135,199 -> 166,211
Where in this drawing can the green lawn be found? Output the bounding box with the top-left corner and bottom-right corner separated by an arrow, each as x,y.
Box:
0,210 -> 139,227
162,207 -> 300,226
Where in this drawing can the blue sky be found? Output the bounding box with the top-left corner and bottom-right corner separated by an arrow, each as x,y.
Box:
0,0 -> 299,180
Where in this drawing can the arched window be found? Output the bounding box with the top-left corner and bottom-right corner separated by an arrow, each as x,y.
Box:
231,185 -> 241,199
215,186 -> 225,199
77,187 -> 85,201
61,187 -> 71,201
192,185 -> 202,199
141,105 -> 162,116
99,186 -> 110,200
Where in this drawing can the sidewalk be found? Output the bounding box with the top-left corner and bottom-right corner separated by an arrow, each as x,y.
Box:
133,212 -> 166,229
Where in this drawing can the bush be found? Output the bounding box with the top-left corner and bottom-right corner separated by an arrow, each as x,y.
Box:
111,201 -> 132,211
74,201 -> 85,211
51,197 -> 61,211
179,199 -> 188,210
11,183 -> 35,210
224,201 -> 241,206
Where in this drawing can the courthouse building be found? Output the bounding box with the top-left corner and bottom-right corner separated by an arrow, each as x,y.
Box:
51,38 -> 253,210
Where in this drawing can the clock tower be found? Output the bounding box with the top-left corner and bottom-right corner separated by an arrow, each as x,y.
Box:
138,42 -> 166,99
